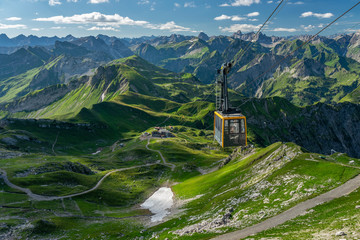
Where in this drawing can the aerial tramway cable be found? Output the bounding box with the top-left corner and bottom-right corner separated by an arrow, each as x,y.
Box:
236,0 -> 287,63
180,0 -> 290,130
235,0 -> 360,110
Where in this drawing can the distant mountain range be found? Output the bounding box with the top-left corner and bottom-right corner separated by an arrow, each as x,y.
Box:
1,31 -> 360,108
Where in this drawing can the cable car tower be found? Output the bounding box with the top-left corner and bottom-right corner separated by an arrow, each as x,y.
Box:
214,62 -> 247,148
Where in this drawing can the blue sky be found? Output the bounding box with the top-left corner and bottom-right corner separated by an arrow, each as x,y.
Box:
0,0 -> 360,38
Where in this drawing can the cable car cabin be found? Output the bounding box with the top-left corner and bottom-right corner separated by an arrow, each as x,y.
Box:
214,61 -> 247,148
214,111 -> 247,148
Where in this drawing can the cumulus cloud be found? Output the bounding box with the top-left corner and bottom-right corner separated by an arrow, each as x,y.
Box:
34,12 -> 196,32
247,12 -> 259,17
214,15 -> 232,21
231,16 -> 246,21
148,21 -> 197,32
34,12 -> 148,26
272,27 -> 297,32
51,26 -> 66,29
267,0 -> 273,3
6,17 -> 22,21
214,15 -> 246,21
138,0 -> 150,5
301,24 -> 315,31
88,26 -> 119,31
220,23 -> 261,32
301,11 -> 333,19
288,1 -> 304,4
49,0 -> 61,6
88,0 -> 109,4
184,2 -> 196,8
0,23 -> 27,29
220,0 -> 260,7
174,3 -> 180,7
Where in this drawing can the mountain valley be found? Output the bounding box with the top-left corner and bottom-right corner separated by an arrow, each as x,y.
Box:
0,32 -> 359,239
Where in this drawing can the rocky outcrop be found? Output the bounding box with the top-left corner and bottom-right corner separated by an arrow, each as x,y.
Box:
0,77 -> 86,113
14,161 -> 94,177
243,97 -> 360,158
0,47 -> 50,80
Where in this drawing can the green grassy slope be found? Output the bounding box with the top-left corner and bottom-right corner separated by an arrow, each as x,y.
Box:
0,68 -> 41,103
248,153 -> 360,240
142,143 -> 360,239
255,42 -> 360,106
5,55 -> 224,121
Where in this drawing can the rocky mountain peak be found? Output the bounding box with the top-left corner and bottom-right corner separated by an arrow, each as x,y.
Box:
198,32 -> 210,41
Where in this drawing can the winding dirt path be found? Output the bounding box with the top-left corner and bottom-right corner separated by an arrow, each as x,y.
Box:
212,173 -> 360,240
146,138 -> 176,171
0,139 -> 174,201
0,163 -> 157,201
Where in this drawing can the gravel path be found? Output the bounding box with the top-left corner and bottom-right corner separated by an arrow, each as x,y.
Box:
146,138 -> 176,171
212,173 -> 360,240
0,140 -> 174,201
0,163 -> 157,201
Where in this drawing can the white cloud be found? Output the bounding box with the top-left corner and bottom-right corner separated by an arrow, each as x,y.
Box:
288,1 -> 304,4
34,12 -> 148,26
272,27 -> 297,32
88,26 -> 119,31
214,14 -> 246,21
34,12 -> 196,32
301,24 -> 315,31
249,18 -> 258,21
300,11 -> 333,19
51,26 -> 66,29
148,21 -> 197,32
88,0 -> 109,4
49,0 -> 61,6
220,0 -> 260,7
6,17 -> 22,21
214,14 -> 232,20
247,12 -> 259,17
67,0 -> 79,2
184,2 -> 196,8
267,0 -> 273,3
138,0 -> 150,5
220,23 -> 261,32
0,23 -> 27,29
231,16 -> 246,21
31,28 -> 44,31
174,3 -> 180,7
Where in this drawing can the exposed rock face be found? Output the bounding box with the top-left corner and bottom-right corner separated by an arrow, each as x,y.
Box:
291,58 -> 325,78
198,32 -> 210,41
0,78 -> 86,113
243,98 -> 360,158
28,68 -> 60,90
0,47 -> 50,80
110,39 -> 134,58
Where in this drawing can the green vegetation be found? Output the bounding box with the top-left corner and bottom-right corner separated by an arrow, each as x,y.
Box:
0,68 -> 41,103
0,46 -> 359,240
143,143 -> 360,239
251,182 -> 360,239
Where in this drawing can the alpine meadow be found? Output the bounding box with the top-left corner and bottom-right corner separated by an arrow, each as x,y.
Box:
0,0 -> 360,239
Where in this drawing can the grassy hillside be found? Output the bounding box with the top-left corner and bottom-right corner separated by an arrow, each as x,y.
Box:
4,55 -> 226,121
142,143 -> 360,239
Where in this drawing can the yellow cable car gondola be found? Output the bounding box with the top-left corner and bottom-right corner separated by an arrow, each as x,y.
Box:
214,62 -> 247,148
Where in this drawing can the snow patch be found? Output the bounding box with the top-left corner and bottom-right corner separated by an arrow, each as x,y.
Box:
141,187 -> 174,222
92,150 -> 101,155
